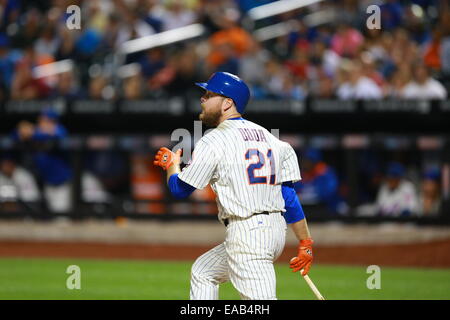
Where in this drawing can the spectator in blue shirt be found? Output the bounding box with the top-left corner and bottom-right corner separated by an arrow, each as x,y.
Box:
0,33 -> 22,94
13,107 -> 73,213
380,0 -> 404,31
294,148 -> 348,215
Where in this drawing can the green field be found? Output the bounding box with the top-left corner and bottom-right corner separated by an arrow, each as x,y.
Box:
0,258 -> 449,300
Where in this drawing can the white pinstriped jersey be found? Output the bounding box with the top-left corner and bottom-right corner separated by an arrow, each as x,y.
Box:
178,118 -> 301,220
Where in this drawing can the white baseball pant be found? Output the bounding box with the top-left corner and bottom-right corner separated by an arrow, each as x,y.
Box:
190,212 -> 287,300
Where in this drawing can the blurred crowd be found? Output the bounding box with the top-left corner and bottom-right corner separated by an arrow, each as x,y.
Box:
0,0 -> 448,218
0,0 -> 449,102
0,108 -> 119,214
294,148 -> 443,218
0,110 -> 445,219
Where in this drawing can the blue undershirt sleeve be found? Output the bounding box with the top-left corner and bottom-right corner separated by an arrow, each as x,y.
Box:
282,182 -> 305,224
168,173 -> 197,199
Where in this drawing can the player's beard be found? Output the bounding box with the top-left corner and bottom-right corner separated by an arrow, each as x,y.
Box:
199,106 -> 222,127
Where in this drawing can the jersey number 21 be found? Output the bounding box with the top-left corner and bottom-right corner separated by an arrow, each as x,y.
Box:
245,149 -> 276,185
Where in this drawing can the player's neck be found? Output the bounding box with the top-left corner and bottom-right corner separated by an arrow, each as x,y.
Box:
220,112 -> 242,124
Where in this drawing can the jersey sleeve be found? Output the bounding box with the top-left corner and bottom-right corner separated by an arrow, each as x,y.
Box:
279,142 -> 301,183
178,138 -> 219,190
282,183 -> 305,223
168,173 -> 197,199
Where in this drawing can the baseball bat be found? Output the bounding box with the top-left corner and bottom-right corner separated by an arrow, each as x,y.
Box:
301,270 -> 326,300
300,269 -> 325,300
290,258 -> 326,300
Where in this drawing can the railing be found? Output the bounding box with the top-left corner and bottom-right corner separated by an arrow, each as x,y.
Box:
1,131 -> 449,225
1,98 -> 450,134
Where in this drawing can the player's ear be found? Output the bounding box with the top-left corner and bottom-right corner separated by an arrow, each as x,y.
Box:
222,97 -> 234,112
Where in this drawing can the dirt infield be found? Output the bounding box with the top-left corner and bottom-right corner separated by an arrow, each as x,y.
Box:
1,239 -> 449,268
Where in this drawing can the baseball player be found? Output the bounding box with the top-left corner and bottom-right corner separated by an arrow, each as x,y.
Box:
153,72 -> 313,300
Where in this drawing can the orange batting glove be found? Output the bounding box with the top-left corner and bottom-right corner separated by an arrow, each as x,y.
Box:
153,147 -> 182,170
290,238 -> 314,276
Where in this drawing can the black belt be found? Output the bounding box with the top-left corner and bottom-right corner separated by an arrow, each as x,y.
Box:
223,211 -> 270,227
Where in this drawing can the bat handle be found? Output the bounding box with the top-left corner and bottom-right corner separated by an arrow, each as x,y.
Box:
301,270 -> 326,300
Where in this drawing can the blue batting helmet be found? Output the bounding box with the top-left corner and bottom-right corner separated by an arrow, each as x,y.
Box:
195,72 -> 250,114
